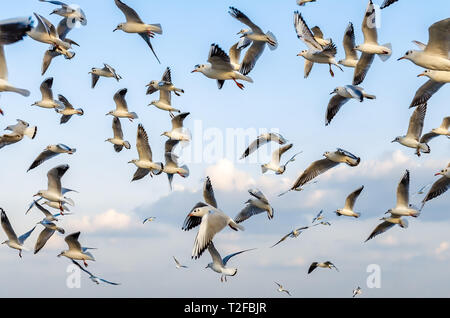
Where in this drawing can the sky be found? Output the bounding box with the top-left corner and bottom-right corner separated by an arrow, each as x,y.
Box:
0,0 -> 448,297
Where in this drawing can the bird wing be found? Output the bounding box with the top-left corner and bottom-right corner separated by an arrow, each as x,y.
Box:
132,168 -> 150,182
40,77 -> 54,100
423,175 -> 449,204
344,186 -> 364,210
365,221 -> 396,242
343,22 -> 358,60
311,26 -> 324,39
439,116 -> 450,130
325,94 -> 350,125
308,262 -> 318,274
304,59 -> 314,78
47,164 -> 69,193
240,133 -> 284,159
112,117 -> 124,139
222,248 -> 256,266
161,67 -> 172,82
207,242 -> 223,266
271,232 -> 292,248
138,33 -> 161,64
136,124 -> 152,162
208,44 -> 233,71
406,103 -> 427,140
361,1 -> 378,44
34,200 -> 53,218
192,211 -> 228,259
90,72 -> 100,89
419,132 -> 438,144
114,88 -> 128,112
65,231 -> 82,251
292,158 -> 339,189
182,202 -> 208,231
0,45 -> 8,80
28,149 -> 59,171
380,0 -> 399,9
293,11 -> 323,51
18,226 -> 36,245
203,176 -> 217,208
58,94 -> 73,109
272,144 -> 293,165
410,80 -> 444,108
171,112 -> 189,130
34,227 -> 55,254
425,18 -> 450,58
0,209 -> 18,243
248,188 -> 269,204
353,52 -> 374,85
114,0 -> 143,23
228,7 -> 263,34
239,41 -> 265,76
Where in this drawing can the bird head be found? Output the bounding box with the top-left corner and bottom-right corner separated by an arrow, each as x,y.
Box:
296,50 -> 307,57
417,69 -> 430,77
191,64 -> 204,73
113,24 -> 124,32
398,50 -> 413,61
391,136 -> 401,143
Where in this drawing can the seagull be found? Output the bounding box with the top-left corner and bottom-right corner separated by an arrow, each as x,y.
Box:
34,220 -> 64,254
240,132 -> 288,159
421,162 -> 449,207
308,261 -> 339,274
182,177 -> 244,259
143,217 -> 156,224
1,208 -> 35,258
312,210 -> 324,223
161,112 -> 190,141
56,94 -> 83,124
0,45 -> 30,98
39,0 -> 87,25
28,143 -> 76,172
313,221 -> 331,226
27,13 -> 76,59
148,88 -> 181,117
33,164 -> 75,211
31,78 -> 64,110
0,119 -> 37,150
106,117 -> 130,152
26,200 -> 70,222
398,18 -> 450,71
410,70 -> 449,107
173,256 -> 188,269
294,11 -> 342,77
365,170 -> 418,242
163,139 -> 189,190
205,242 -> 255,282
191,43 -> 254,90
106,88 -> 138,121
271,226 -> 309,248
0,16 -> 34,45
234,189 -> 274,223
326,85 -> 376,125
128,124 -> 164,182
275,282 -> 291,296
338,22 -> 359,68
335,186 -> 364,218
71,260 -> 120,285
297,0 -> 316,5
419,116 -> 450,148
391,103 -> 430,156
58,232 -> 95,267
41,17 -> 80,75
89,64 -> 122,89
227,39 -> 252,71
261,143 -> 302,174
288,148 -> 360,192
146,67 -> 184,96
27,198 -> 71,214
228,7 -> 277,76
352,286 -> 362,297
113,0 -> 162,63
353,1 -> 392,85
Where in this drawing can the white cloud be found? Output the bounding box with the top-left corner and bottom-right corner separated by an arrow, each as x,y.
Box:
67,209 -> 134,233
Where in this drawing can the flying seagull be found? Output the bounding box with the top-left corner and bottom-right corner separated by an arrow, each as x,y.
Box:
0,119 -> 37,150
353,286 -> 363,297
161,112 -> 191,141
234,189 -> 274,223
240,132 -> 288,159
275,282 -> 291,296
39,0 -> 87,25
271,226 -> 309,248
56,94 -> 83,124
335,186 -> 364,218
71,260 -> 120,285
106,88 -> 138,121
421,162 -> 449,208
105,117 -> 131,152
162,139 -> 189,190
58,231 -> 95,267
261,143 -> 302,174
419,115 -> 449,148
308,261 -> 339,274
89,63 -> 122,89
1,208 -> 35,258
143,217 -> 156,224
31,77 -> 64,110
146,67 -> 184,96
173,256 -> 188,269
28,143 -> 76,172
338,22 -> 358,68
113,0 -> 162,63
34,219 -> 64,254
410,70 -> 449,108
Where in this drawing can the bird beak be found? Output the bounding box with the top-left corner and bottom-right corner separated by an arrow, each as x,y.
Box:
391,139 -> 396,143
296,53 -> 301,56
113,28 -> 118,32
33,193 -> 39,197
417,73 -> 425,77
435,172 -> 443,176
329,91 -> 334,95
127,160 -> 133,164
397,56 -> 406,61
191,70 -> 198,73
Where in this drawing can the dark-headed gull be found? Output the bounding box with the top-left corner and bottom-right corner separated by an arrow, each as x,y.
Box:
106,88 -> 138,121
234,189 -> 274,223
308,261 -> 339,274
335,186 -> 364,218
56,94 -> 84,124
421,163 -> 449,208
31,78 -> 64,110
58,232 -> 95,267
338,22 -> 359,68
191,43 -> 253,90
106,118 -> 130,153
146,67 -> 184,96
398,18 -> 450,71
161,112 -> 190,141
148,88 -> 181,117
1,208 -> 35,258
128,124 -> 164,181
205,242 -> 255,282
113,0 -> 162,63
391,103 -> 430,156
326,85 -> 376,125
89,64 -> 122,89
28,143 -> 76,172
182,177 -> 244,259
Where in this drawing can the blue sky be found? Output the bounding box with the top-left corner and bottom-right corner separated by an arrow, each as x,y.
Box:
0,0 -> 448,297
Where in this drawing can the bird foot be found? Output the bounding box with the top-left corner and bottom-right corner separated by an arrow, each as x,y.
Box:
233,79 -> 244,90
83,260 -> 88,267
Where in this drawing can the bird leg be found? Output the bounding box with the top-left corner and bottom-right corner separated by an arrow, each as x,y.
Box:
59,202 -> 64,213
83,259 -> 88,267
128,118 -> 134,122
147,31 -> 155,38
19,250 -> 22,258
220,275 -> 223,283
177,172 -> 186,178
0,108 -> 3,116
415,148 -> 421,157
174,91 -> 180,96
329,64 -> 334,77
233,78 -> 244,90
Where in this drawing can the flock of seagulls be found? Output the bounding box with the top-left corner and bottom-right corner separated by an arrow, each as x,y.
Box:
0,0 -> 448,297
